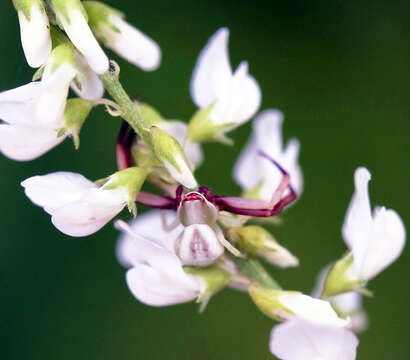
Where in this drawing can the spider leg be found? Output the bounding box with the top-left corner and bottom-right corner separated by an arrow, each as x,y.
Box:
160,210 -> 181,231
136,191 -> 177,210
116,120 -> 137,170
213,225 -> 245,258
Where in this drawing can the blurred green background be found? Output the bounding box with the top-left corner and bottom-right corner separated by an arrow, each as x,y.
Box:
1,0 -> 409,359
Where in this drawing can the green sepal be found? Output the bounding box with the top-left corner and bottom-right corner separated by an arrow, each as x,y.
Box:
83,1 -> 124,36
187,103 -> 235,143
184,265 -> 231,304
248,283 -> 297,321
59,98 -> 93,149
13,0 -> 45,20
50,26 -> 71,48
227,225 -> 278,255
101,167 -> 147,216
138,102 -> 166,127
150,125 -> 188,174
51,0 -> 88,24
48,42 -> 75,73
32,65 -> 45,81
321,252 -> 365,299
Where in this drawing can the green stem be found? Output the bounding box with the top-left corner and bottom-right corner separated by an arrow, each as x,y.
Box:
234,258 -> 281,290
99,63 -> 152,146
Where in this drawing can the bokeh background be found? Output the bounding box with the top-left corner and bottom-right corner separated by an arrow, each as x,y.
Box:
1,0 -> 409,359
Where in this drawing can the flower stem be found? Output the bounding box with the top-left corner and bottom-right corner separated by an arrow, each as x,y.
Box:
99,61 -> 152,147
234,258 -> 281,290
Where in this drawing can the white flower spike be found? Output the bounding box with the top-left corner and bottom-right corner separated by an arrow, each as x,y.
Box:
234,109 -> 303,201
188,27 -> 261,143
22,168 -> 146,237
342,167 -> 406,281
270,318 -> 359,360
0,43 -> 77,161
51,0 -> 109,74
13,0 -> 52,68
83,1 -> 161,71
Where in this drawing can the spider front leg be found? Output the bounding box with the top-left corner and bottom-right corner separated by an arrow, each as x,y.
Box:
213,153 -> 297,217
116,120 -> 137,170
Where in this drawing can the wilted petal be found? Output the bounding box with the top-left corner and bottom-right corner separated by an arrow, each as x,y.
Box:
21,172 -> 96,214
190,27 -> 232,108
17,4 -> 51,68
0,124 -> 65,161
270,318 -> 359,360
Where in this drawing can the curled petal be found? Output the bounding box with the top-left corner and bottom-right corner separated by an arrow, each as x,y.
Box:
270,318 -> 359,360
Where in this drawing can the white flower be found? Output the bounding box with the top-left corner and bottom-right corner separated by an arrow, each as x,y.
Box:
14,0 -> 52,68
0,56 -> 76,161
234,109 -> 303,200
83,1 -> 161,71
22,171 -> 132,237
116,216 -> 201,306
188,27 -> 261,142
51,0 -> 109,74
342,167 -> 406,281
270,318 -> 359,360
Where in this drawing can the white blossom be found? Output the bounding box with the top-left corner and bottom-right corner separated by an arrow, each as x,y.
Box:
116,216 -> 201,306
342,167 -> 406,281
15,0 -> 52,68
270,318 -> 359,360
22,172 -> 131,237
189,27 -> 261,142
0,61 -> 76,161
234,109 -> 303,200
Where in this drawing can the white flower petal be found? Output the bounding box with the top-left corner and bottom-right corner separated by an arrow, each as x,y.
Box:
0,124 -> 66,161
126,265 -> 199,306
102,15 -> 161,71
279,292 -> 348,327
51,188 -> 127,237
233,109 -> 303,200
116,211 -> 184,267
71,53 -> 104,100
190,27 -> 232,108
163,154 -> 198,189
270,318 -> 359,360
351,207 -> 406,280
342,167 -> 372,248
17,5 -> 51,68
59,8 -> 109,74
21,172 -> 96,214
157,121 -> 203,168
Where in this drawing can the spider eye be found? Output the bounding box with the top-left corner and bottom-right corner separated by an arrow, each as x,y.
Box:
175,224 -> 224,267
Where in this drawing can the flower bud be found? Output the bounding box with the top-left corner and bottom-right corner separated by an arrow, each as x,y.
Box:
13,0 -> 52,67
249,283 -> 348,327
150,126 -> 197,189
58,98 -> 93,149
184,265 -> 231,304
175,224 -> 224,267
227,226 -> 298,268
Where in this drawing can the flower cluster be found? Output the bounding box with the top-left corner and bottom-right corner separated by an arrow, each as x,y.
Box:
3,2 -> 406,359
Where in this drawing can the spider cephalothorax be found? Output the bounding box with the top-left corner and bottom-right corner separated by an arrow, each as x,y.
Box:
117,120 -> 297,265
